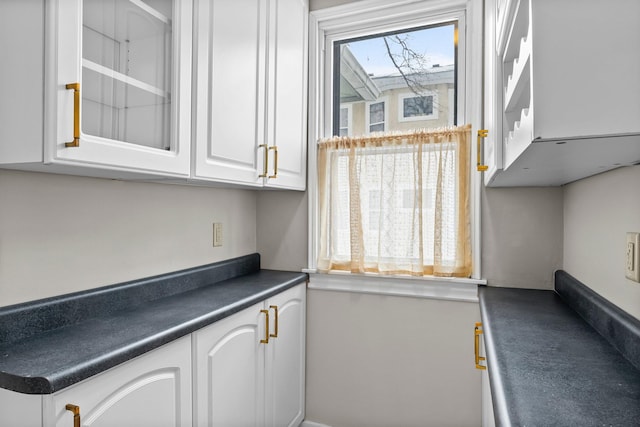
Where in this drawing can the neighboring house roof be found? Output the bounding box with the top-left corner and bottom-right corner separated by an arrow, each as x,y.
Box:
339,43 -> 455,103
339,45 -> 380,102
372,64 -> 455,92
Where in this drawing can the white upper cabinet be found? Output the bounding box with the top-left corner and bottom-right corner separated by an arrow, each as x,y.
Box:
483,0 -> 640,186
265,0 -> 308,190
193,0 -> 308,190
0,0 -> 193,179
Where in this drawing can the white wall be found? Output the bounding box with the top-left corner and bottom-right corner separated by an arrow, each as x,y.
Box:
563,165 -> 640,320
305,289 -> 481,427
0,170 -> 257,307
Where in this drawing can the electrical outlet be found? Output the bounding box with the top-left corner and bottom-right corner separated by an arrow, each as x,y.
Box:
626,232 -> 640,283
213,223 -> 223,247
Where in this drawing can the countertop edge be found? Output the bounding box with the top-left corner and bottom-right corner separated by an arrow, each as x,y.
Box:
478,287 -> 512,427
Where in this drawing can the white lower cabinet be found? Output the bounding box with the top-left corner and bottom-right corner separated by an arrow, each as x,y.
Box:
481,367 -> 495,427
0,337 -> 191,427
51,336 -> 192,427
193,284 -> 306,427
0,286 -> 306,427
475,323 -> 495,427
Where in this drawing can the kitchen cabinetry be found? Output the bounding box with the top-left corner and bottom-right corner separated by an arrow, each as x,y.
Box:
475,323 -> 495,427
0,336 -> 192,427
483,0 -> 640,186
193,284 -> 306,427
0,0 -> 193,179
193,0 -> 308,190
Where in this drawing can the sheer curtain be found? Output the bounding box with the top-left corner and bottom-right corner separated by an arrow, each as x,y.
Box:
317,124 -> 471,277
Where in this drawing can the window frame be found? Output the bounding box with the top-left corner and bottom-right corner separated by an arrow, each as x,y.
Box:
307,0 -> 485,286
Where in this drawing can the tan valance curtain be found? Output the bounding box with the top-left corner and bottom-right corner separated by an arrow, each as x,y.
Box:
317,124 -> 471,277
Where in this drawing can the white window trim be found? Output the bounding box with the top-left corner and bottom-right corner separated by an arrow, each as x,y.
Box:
397,91 -> 439,122
365,96 -> 388,132
339,103 -> 353,136
305,271 -> 480,303
307,0 -> 485,293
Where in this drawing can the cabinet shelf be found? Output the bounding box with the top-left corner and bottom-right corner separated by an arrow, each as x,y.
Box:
83,0 -> 171,45
129,0 -> 172,26
83,59 -> 170,107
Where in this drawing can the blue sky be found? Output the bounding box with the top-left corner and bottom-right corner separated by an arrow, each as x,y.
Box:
345,24 -> 455,77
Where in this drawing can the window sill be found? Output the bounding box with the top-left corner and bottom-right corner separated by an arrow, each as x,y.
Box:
303,269 -> 485,303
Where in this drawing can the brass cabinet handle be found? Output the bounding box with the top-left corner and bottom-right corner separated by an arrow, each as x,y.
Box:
477,129 -> 488,172
474,322 -> 487,370
268,145 -> 278,178
259,144 -> 268,178
269,305 -> 278,338
65,404 -> 81,427
260,309 -> 269,344
65,83 -> 80,147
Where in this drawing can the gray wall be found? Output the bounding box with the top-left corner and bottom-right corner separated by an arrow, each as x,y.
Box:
481,186 -> 564,289
563,165 -> 640,320
0,170 -> 257,306
305,289 -> 481,427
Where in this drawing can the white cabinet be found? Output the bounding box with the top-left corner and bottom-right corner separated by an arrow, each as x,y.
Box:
475,322 -> 495,427
483,0 -> 640,186
0,336 -> 192,427
193,0 -> 308,190
193,284 -> 306,427
0,0 -> 193,179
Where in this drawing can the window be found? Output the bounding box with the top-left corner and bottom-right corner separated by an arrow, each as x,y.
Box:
399,92 -> 439,121
339,104 -> 352,136
367,100 -> 386,132
309,0 -> 483,282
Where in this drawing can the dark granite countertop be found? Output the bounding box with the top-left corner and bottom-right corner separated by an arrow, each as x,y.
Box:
479,283 -> 640,427
0,254 -> 307,394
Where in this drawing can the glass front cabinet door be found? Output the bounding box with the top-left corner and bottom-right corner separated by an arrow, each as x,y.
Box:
48,0 -> 192,178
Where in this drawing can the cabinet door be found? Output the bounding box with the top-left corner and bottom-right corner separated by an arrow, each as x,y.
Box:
192,0 -> 267,186
48,0 -> 191,177
51,336 -> 191,427
265,0 -> 308,190
265,284 -> 306,427
193,302 -> 266,427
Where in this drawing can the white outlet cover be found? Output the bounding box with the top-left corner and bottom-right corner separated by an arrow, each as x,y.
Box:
213,223 -> 223,247
626,232 -> 640,283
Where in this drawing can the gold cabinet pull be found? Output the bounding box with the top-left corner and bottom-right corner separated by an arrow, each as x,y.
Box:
260,309 -> 269,344
476,129 -> 488,172
474,322 -> 487,370
65,83 -> 80,147
268,145 -> 278,178
269,305 -> 278,338
65,404 -> 81,427
259,144 -> 269,178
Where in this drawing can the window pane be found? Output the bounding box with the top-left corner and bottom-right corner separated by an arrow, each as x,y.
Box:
334,22 -> 456,136
404,96 -> 433,117
369,102 -> 384,123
